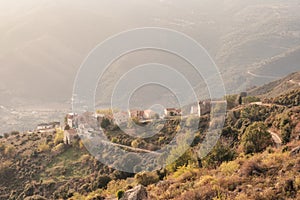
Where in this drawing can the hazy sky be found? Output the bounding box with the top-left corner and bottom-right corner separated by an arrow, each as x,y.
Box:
0,0 -> 299,107
1,0 -> 300,133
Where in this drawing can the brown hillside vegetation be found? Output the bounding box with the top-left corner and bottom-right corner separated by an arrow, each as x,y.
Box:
0,81 -> 300,200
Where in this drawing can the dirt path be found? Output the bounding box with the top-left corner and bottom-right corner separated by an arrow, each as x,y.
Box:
231,101 -> 285,112
247,70 -> 280,79
250,102 -> 285,108
268,130 -> 282,147
89,130 -> 161,155
288,79 -> 300,86
100,139 -> 161,155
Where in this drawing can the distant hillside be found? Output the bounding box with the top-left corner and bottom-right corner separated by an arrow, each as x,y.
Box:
250,47 -> 300,78
248,71 -> 300,98
2,0 -> 300,106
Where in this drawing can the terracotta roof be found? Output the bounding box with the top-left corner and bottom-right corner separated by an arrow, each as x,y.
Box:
165,108 -> 176,111
165,108 -> 181,112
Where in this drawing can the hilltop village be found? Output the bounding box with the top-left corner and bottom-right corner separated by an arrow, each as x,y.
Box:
1,87 -> 299,199
34,96 -> 230,146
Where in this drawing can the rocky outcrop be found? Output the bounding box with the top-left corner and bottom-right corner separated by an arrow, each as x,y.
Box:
120,185 -> 148,200
24,195 -> 47,200
290,146 -> 300,156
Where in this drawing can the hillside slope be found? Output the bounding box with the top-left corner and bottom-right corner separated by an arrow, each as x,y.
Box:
0,85 -> 300,199
248,71 -> 300,98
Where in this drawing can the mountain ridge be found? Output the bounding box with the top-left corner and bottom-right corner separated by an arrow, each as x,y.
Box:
248,71 -> 300,98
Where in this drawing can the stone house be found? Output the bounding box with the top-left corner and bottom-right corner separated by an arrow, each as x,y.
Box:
143,109 -> 158,119
199,100 -> 211,115
164,108 -> 182,117
190,104 -> 201,117
129,110 -> 144,120
37,123 -> 53,131
37,122 -> 60,133
66,113 -> 78,128
63,129 -> 78,145
114,111 -> 129,125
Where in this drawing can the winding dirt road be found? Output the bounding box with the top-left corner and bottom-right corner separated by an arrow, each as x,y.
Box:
268,130 -> 282,147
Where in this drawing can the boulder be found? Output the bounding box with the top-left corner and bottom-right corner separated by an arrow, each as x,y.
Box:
120,185 -> 148,200
290,146 -> 300,156
24,195 -> 47,200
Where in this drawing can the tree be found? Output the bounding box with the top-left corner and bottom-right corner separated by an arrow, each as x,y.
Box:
0,161 -> 13,184
116,190 -> 125,200
134,171 -> 159,186
0,143 -> 5,152
38,143 -> 50,152
166,131 -> 196,172
54,129 -> 64,145
186,116 -> 199,128
166,148 -> 195,172
114,153 -> 142,172
101,118 -> 111,129
225,94 -> 238,109
241,122 -> 272,154
131,139 -> 140,148
281,124 -> 292,144
4,145 -> 16,157
221,126 -> 239,142
202,142 -> 236,168
64,124 -> 70,130
237,95 -> 242,105
3,133 -> 9,138
243,96 -> 260,104
10,131 -> 19,136
92,175 -> 111,189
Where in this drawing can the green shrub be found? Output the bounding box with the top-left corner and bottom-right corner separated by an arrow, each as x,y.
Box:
225,94 -> 238,109
281,124 -> 292,144
85,189 -> 104,200
114,153 -> 142,172
93,175 -> 111,189
79,154 -> 91,164
54,130 -> 64,145
10,131 -> 20,136
111,137 -> 118,143
135,171 -> 159,186
202,142 -> 236,168
38,143 -> 50,152
172,165 -> 199,182
221,126 -> 239,141
186,116 -> 199,128
105,180 -> 129,197
0,143 -> 5,152
101,118 -> 111,129
131,139 -> 140,148
116,190 -> 125,199
166,148 -> 196,172
52,143 -> 65,154
4,145 -> 16,157
0,160 -> 13,178
243,96 -> 260,104
219,161 -> 239,175
166,131 -> 197,172
295,176 -> 300,191
241,122 -> 272,154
